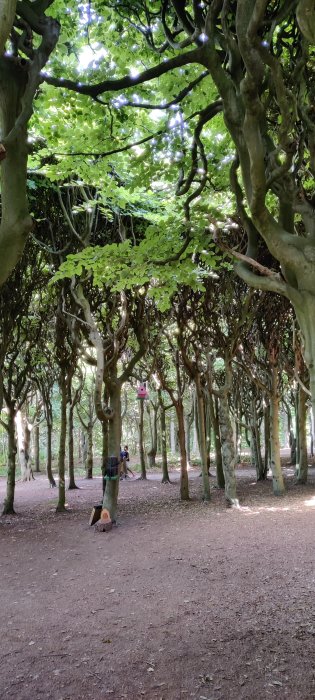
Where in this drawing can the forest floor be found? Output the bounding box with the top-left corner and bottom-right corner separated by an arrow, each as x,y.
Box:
1,460 -> 315,700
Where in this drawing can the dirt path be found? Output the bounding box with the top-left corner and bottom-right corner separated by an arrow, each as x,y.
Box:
1,467 -> 315,699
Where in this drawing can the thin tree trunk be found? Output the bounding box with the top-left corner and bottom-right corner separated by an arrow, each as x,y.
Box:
211,395 -> 224,489
250,401 -> 264,480
175,400 -> 189,501
185,413 -> 192,468
2,404 -> 17,514
205,395 -> 211,474
192,420 -> 199,456
158,391 -> 170,483
295,385 -> 308,484
56,373 -> 67,512
46,422 -> 56,487
294,389 -> 299,468
68,403 -> 78,490
269,365 -> 285,496
264,403 -> 270,478
16,409 -> 33,481
138,398 -> 147,479
218,393 -> 238,505
147,404 -> 158,468
34,424 -> 40,473
195,374 -> 210,501
102,379 -> 122,522
310,410 -> 314,457
102,420 -> 108,497
86,424 -> 93,479
170,416 -> 176,454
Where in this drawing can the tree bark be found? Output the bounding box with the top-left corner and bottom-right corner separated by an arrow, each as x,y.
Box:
0,1 -> 16,56
147,403 -> 158,468
250,400 -> 264,481
0,57 -> 32,285
138,398 -> 147,479
68,401 -> 78,489
158,390 -> 170,483
185,412 -> 192,469
33,424 -> 40,473
86,423 -> 93,479
2,403 -> 17,514
195,373 -> 210,501
170,416 -> 176,454
56,372 -> 67,512
46,422 -> 56,487
211,394 -> 225,489
295,385 -> 308,484
175,400 -> 189,501
15,409 -> 33,481
102,378 -> 122,522
264,403 -> 271,478
269,365 -> 285,496
218,393 -> 238,505
102,419 -> 108,494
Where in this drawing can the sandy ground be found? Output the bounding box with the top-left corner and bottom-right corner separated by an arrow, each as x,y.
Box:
1,464 -> 315,700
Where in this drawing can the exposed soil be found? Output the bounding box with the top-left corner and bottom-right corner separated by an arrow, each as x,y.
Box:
1,463 -> 315,700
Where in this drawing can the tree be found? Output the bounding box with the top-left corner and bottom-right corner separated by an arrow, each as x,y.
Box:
0,1 -> 60,284
0,239 -> 47,512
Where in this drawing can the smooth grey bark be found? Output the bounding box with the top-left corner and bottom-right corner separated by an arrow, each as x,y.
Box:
56,372 -> 67,512
0,1 -> 16,56
263,403 -> 271,478
185,405 -> 194,469
68,400 -> 78,490
205,396 -> 211,474
170,416 -> 176,454
2,403 -> 17,514
160,401 -> 170,483
218,392 -> 238,505
295,385 -> 308,484
15,409 -> 33,481
210,393 -> 224,489
269,365 -> 285,496
102,379 -> 122,522
33,424 -> 40,473
175,400 -> 189,501
0,5 -> 60,286
85,424 -> 93,479
294,390 -> 300,470
0,58 -> 31,285
46,422 -> 56,487
195,373 -> 210,501
147,403 -> 158,469
102,419 -> 108,492
250,399 -> 264,481
78,426 -> 93,478
138,398 -> 147,480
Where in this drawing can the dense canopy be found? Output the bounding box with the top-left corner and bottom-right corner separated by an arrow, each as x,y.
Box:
0,1 -> 314,518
